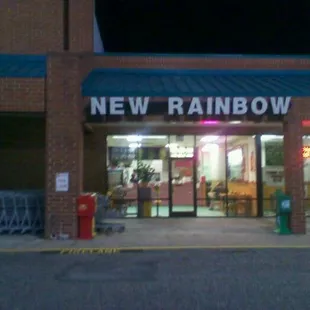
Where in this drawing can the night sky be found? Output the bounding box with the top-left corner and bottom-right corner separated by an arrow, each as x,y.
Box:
95,0 -> 310,54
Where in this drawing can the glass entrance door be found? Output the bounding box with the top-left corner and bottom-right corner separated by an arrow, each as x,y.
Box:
169,158 -> 196,217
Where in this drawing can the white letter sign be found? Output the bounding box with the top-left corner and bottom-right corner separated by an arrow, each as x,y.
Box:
89,96 -> 291,116
55,172 -> 69,192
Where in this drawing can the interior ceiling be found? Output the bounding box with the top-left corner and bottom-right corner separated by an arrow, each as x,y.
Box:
107,135 -> 240,147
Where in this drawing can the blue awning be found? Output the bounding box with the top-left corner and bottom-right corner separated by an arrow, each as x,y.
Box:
0,54 -> 46,78
82,68 -> 310,97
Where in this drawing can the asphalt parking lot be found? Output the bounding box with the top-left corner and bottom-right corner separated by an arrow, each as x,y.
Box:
1,248 -> 310,310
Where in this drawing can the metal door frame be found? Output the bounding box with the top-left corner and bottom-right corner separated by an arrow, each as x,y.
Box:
168,154 -> 197,217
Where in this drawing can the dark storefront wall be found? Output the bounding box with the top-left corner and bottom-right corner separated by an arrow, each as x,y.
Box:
0,114 -> 45,190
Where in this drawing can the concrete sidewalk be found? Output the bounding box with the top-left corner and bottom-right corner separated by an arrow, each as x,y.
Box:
0,218 -> 309,252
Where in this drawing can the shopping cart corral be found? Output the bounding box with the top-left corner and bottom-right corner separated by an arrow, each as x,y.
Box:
0,190 -> 45,235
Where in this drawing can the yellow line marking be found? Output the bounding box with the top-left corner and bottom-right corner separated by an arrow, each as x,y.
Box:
59,248 -> 120,255
1,244 -> 310,253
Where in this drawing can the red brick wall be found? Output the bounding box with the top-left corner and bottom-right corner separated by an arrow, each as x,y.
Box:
69,0 -> 94,52
45,53 -> 84,238
0,0 -> 94,54
0,78 -> 45,112
283,98 -> 309,234
0,0 -> 64,53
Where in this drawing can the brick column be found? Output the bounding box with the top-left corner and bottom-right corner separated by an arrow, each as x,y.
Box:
69,0 -> 94,52
284,98 -> 306,234
45,53 -> 83,239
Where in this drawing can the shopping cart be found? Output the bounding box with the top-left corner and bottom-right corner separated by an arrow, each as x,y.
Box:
95,188 -> 127,235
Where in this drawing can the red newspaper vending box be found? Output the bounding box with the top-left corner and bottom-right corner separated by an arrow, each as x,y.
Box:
77,193 -> 97,239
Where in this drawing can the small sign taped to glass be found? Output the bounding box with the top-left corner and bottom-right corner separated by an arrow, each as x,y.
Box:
170,147 -> 194,158
56,172 -> 69,192
281,199 -> 291,212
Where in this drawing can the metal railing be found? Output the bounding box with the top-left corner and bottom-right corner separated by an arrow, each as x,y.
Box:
108,198 -> 170,218
108,197 -> 279,218
198,197 -> 277,217
0,190 -> 44,235
196,198 -> 255,217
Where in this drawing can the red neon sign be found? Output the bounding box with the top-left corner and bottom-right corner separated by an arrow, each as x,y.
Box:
303,146 -> 310,158
303,120 -> 310,127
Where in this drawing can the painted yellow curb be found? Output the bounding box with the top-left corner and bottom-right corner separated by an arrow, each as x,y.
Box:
1,244 -> 310,254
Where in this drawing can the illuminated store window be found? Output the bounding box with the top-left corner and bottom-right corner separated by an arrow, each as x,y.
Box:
169,135 -> 195,214
226,136 -> 257,217
303,136 -> 310,216
261,135 -> 284,217
107,135 -> 169,217
196,135 -> 226,217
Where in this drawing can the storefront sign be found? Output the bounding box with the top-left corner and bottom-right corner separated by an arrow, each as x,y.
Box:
90,96 -> 291,116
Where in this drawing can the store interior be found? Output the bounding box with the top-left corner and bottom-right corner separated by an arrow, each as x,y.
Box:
106,134 -> 291,218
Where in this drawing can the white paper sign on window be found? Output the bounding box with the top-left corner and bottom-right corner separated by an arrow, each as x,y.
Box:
170,147 -> 194,158
55,172 -> 69,192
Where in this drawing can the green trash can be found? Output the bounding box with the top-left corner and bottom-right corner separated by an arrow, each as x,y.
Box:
274,189 -> 292,235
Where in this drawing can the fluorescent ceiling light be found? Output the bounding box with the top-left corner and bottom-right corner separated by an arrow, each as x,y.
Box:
261,135 -> 283,142
112,135 -> 167,140
201,143 -> 219,152
146,136 -> 167,139
127,135 -> 142,142
200,135 -> 219,142
165,143 -> 178,148
129,143 -> 141,149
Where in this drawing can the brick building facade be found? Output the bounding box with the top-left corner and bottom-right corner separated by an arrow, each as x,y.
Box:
0,1 -> 309,238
